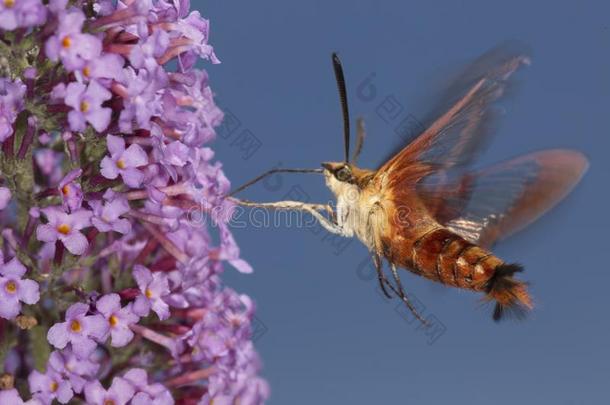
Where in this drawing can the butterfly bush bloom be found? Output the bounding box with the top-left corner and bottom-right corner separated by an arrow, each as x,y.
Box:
133,265 -> 171,320
0,1 -> 268,403
0,77 -> 26,141
0,256 -> 40,319
0,388 -> 41,405
47,303 -> 109,357
96,293 -> 139,347
64,80 -> 112,132
84,377 -> 134,405
101,134 -> 149,187
36,207 -> 92,255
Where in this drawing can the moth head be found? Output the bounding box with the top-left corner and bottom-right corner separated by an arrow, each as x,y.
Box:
322,162 -> 354,184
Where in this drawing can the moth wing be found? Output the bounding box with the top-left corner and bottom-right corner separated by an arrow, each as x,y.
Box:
417,150 -> 588,247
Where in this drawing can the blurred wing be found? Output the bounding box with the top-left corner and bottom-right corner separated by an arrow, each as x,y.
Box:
418,150 -> 589,248
377,43 -> 530,188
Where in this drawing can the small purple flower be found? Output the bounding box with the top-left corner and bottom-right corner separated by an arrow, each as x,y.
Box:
96,293 -> 139,347
36,207 -> 92,255
0,186 -> 11,210
47,303 -> 109,358
0,257 -> 40,320
123,368 -> 174,405
118,67 -> 165,133
0,389 -> 42,405
84,377 -> 135,405
58,169 -> 83,212
64,80 -> 112,132
0,0 -> 47,30
90,190 -> 132,234
47,349 -> 99,394
0,77 -> 26,142
100,135 -> 148,188
28,368 -> 73,404
130,29 -> 169,73
78,53 -> 125,84
44,9 -> 102,71
132,265 -> 171,320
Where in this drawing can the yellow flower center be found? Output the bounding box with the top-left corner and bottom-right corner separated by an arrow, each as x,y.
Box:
62,185 -> 70,195
104,400 -> 116,405
61,36 -> 71,49
70,320 -> 82,333
83,66 -> 91,78
109,314 -> 118,327
3,0 -> 15,8
145,288 -> 153,299
5,280 -> 17,294
116,159 -> 126,169
50,381 -> 58,392
57,223 -> 71,235
80,101 -> 89,112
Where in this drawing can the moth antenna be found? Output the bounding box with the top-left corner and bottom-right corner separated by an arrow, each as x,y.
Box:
332,52 -> 351,163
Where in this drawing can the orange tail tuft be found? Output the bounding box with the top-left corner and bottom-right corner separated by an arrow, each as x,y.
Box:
485,263 -> 533,321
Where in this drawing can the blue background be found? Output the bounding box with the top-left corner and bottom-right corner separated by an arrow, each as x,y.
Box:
195,1 -> 608,404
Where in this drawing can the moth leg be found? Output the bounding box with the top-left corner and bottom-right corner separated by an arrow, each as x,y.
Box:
387,263 -> 429,326
372,253 -> 393,299
232,198 -> 347,236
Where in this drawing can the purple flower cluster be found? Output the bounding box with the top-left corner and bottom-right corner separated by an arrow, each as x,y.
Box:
0,1 -> 268,404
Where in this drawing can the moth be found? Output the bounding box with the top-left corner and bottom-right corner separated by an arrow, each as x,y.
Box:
229,44 -> 588,322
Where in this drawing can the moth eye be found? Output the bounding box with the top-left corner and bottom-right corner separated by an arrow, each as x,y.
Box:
336,167 -> 351,182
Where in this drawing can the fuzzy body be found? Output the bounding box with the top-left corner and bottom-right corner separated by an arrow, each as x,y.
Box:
323,164 -> 532,318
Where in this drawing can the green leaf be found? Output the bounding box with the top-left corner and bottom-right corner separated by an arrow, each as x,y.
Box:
0,324 -> 17,374
29,325 -> 51,372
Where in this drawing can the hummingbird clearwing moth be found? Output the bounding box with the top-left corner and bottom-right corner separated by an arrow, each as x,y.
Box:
229,43 -> 588,323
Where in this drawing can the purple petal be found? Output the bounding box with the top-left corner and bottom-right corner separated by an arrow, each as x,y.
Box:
36,224 -> 58,243
132,265 -> 152,290
120,167 -> 145,188
56,380 -> 74,403
123,368 -> 148,388
66,303 -> 89,319
228,258 -> 253,274
69,210 -> 92,230
100,156 -> 119,180
0,389 -> 23,404
91,217 -> 113,233
61,231 -> 88,255
67,110 -> 86,132
0,295 -> 20,319
64,82 -> 86,109
151,299 -> 170,321
106,134 -> 125,157
110,326 -> 134,347
84,381 -> 106,404
87,107 -> 112,132
0,187 -> 11,210
132,295 -> 151,317
109,377 -> 135,404
17,279 -> 40,305
1,257 -> 27,278
83,314 -> 110,340
47,323 -> 69,349
112,218 -> 132,235
70,335 -> 97,358
86,80 -> 111,104
95,293 -> 121,317
122,144 -> 148,168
